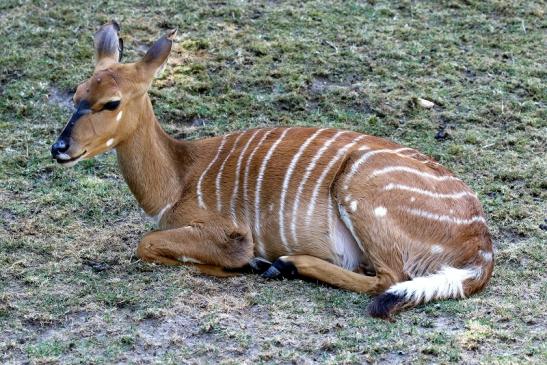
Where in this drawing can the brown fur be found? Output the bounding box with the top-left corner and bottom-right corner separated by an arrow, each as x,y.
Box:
51,23 -> 494,318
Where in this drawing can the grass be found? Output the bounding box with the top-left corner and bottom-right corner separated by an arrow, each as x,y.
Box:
1,0 -> 545,363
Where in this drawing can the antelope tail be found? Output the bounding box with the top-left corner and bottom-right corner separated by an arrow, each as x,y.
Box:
368,264 -> 491,320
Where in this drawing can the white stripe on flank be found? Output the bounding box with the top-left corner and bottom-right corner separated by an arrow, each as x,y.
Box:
431,244 -> 444,254
197,135 -> 228,209
383,183 -> 476,199
278,128 -> 326,249
149,203 -> 172,226
327,192 -> 334,234
243,128 -> 276,257
405,208 -> 485,225
387,266 -> 480,303
254,128 -> 292,248
305,135 -> 366,224
290,130 -> 347,242
338,204 -> 365,252
343,147 -> 455,188
216,132 -> 245,212
230,129 -> 261,224
370,166 -> 460,181
243,129 -> 275,217
343,148 -> 405,187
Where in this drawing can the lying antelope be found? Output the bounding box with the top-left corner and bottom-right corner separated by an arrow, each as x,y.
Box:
51,22 -> 494,319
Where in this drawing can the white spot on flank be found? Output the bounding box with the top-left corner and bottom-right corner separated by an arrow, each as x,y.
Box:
290,130 -> 347,242
216,132 -> 245,212
410,197 -> 416,202
230,129 -> 261,224
149,203 -> 172,225
349,200 -> 358,212
431,244 -> 444,254
383,183 -> 477,199
374,206 -> 387,217
197,135 -> 228,209
480,250 -> 493,262
279,128 -> 326,250
387,266 -> 481,303
305,135 -> 366,224
405,208 -> 486,225
116,111 -> 123,122
177,256 -> 203,264
106,138 -> 114,147
255,128 -> 292,248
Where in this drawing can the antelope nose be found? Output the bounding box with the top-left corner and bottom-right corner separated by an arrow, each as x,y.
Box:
51,139 -> 69,157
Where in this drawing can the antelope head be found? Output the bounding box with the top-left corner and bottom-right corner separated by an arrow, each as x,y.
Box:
51,21 -> 176,166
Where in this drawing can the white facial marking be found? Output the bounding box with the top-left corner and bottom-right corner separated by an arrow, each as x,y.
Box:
387,266 -> 481,302
374,206 -> 387,217
56,153 -> 71,161
255,128 -> 292,249
431,244 -> 444,254
279,128 -> 326,250
350,200 -> 358,212
290,130 -> 347,242
305,135 -> 366,224
197,135 -> 228,209
116,111 -> 123,122
405,208 -> 486,225
230,129 -> 261,224
106,138 -> 114,147
216,132 -> 245,212
383,183 -> 477,199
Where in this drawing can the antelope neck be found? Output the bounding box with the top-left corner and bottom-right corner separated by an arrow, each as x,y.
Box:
115,95 -> 191,216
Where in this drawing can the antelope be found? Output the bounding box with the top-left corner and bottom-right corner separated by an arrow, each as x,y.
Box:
51,22 -> 494,319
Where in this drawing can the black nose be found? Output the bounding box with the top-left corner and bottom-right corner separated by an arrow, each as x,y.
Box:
51,139 -> 69,157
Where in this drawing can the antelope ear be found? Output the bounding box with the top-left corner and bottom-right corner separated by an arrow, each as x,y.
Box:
94,21 -> 123,70
138,29 -> 177,78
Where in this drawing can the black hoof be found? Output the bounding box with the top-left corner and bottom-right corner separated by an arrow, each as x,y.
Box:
248,257 -> 272,274
261,257 -> 298,279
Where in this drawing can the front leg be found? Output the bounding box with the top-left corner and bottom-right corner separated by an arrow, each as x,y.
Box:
136,218 -> 254,275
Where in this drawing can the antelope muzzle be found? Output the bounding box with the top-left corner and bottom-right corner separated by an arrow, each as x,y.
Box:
51,101 -> 91,164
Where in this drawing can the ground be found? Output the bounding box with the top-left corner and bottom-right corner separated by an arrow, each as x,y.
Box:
0,0 -> 545,363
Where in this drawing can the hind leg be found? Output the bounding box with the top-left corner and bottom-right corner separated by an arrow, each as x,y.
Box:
263,255 -> 397,294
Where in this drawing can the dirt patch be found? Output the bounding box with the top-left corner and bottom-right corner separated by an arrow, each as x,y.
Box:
47,87 -> 73,110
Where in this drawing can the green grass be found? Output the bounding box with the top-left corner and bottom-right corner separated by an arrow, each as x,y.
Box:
1,0 -> 546,363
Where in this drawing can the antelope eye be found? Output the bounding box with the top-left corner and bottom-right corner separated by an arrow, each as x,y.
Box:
103,100 -> 121,111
